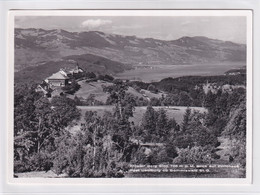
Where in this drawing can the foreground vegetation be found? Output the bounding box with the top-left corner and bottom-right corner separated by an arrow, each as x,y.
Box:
14,74 -> 247,178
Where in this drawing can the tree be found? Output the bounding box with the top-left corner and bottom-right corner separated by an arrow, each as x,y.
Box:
33,97 -> 53,154
53,109 -> 130,177
81,112 -> 106,174
156,108 -> 169,140
203,90 -> 216,108
178,91 -> 192,106
147,84 -> 158,93
141,106 -> 158,142
104,74 -> 114,82
175,109 -> 219,149
222,100 -> 246,167
167,117 -> 180,133
103,80 -> 135,161
14,92 -> 81,173
149,97 -> 161,106
85,72 -> 96,79
162,93 -> 179,106
103,80 -> 135,121
62,79 -> 80,95
86,94 -> 96,106
53,111 -> 107,177
50,96 -> 81,129
181,107 -> 191,132
14,83 -> 43,172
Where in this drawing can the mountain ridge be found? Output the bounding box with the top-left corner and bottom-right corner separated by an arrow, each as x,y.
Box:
15,28 -> 246,72
14,53 -> 131,83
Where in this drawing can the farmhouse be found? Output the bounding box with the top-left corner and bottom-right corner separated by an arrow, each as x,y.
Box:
60,65 -> 84,78
45,71 -> 69,87
36,64 -> 85,96
69,65 -> 84,75
35,81 -> 53,97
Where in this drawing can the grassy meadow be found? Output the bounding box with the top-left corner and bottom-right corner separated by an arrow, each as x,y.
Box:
77,106 -> 207,125
71,80 -> 164,103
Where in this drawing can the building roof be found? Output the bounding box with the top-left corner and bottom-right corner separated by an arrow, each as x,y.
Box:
39,80 -> 49,88
47,71 -> 69,80
37,82 -> 53,94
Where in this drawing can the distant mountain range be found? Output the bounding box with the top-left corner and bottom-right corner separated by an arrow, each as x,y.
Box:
15,28 -> 246,73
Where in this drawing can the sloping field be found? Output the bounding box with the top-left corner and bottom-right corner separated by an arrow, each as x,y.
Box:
77,106 -> 207,125
74,80 -> 111,102
73,80 -> 164,103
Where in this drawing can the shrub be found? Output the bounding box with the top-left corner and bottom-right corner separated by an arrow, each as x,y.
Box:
104,75 -> 114,82
28,152 -> 53,172
130,147 -> 147,164
62,80 -> 80,95
173,146 -> 213,164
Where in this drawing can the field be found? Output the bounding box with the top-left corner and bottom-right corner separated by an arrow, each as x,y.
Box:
115,63 -> 245,82
71,80 -> 164,103
77,106 -> 207,125
73,80 -> 111,102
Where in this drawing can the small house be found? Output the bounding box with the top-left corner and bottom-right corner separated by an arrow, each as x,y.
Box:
35,81 -> 53,97
46,71 -> 69,87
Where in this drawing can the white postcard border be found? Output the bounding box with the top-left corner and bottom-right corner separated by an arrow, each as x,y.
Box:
7,9 -> 253,186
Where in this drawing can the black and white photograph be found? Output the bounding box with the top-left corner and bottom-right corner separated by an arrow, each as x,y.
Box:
10,10 -> 252,181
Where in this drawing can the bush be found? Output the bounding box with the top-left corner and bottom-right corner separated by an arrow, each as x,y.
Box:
28,152 -> 53,172
173,146 -> 213,164
147,84 -> 158,93
85,72 -> 96,79
14,160 -> 31,173
62,80 -> 81,95
104,75 -> 114,82
130,147 -> 148,164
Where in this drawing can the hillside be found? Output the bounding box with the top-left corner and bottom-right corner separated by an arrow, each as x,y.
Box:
15,28 -> 246,72
70,80 -> 164,103
130,74 -> 246,93
14,53 -> 131,83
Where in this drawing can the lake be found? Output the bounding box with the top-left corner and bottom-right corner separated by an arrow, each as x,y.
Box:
115,63 -> 245,82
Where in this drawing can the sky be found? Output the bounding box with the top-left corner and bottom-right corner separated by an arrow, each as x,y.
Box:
15,16 -> 247,44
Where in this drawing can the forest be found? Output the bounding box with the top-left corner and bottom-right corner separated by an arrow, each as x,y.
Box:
14,74 -> 247,178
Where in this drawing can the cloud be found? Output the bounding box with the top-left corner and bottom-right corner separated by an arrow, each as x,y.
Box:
80,19 -> 112,29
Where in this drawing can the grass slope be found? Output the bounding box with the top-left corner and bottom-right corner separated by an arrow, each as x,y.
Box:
15,53 -> 130,83
72,80 -> 164,103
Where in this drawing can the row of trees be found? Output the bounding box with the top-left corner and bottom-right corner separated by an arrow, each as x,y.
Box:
204,88 -> 247,167
129,74 -> 246,107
